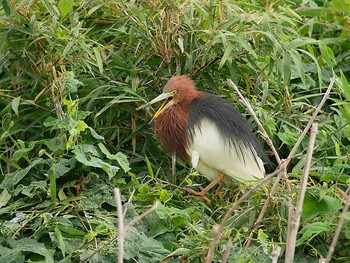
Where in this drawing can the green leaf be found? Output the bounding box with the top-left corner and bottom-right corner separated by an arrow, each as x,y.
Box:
3,238 -> 55,263
98,143 -> 130,172
58,0 -> 74,18
75,120 -> 88,132
337,70 -> 350,101
12,141 -> 35,162
283,53 -> 291,86
219,42 -> 234,69
87,127 -> 104,140
296,222 -> 331,246
332,0 -> 350,13
277,126 -> 300,147
51,158 -> 76,178
54,227 -> 66,257
93,47 -> 103,74
44,137 -> 64,152
0,158 -> 43,189
302,193 -> 343,222
50,169 -> 57,203
43,116 -> 59,127
0,190 -> 11,208
288,49 -> 305,84
0,245 -> 24,263
72,145 -> 119,179
124,226 -> 169,262
11,96 -> 20,116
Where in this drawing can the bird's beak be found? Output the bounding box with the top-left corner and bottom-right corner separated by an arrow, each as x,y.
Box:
137,91 -> 176,123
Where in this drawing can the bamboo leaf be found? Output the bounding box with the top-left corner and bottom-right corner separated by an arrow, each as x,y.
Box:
219,43 -> 234,69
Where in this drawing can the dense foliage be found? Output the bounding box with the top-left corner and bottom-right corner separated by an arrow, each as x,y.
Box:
1,0 -> 350,262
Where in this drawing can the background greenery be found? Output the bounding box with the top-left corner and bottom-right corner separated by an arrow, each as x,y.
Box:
1,0 -> 350,262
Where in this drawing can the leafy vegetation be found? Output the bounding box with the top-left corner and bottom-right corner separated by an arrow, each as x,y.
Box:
1,0 -> 350,262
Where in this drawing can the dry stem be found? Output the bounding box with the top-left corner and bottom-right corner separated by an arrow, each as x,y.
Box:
114,188 -> 124,263
325,185 -> 350,262
285,123 -> 318,263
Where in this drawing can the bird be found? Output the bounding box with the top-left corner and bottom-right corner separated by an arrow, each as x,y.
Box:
138,75 -> 267,203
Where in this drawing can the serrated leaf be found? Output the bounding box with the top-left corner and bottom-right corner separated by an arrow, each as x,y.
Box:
58,0 -> 74,18
11,96 -> 20,115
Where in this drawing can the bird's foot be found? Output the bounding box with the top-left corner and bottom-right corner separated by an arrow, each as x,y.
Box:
183,187 -> 211,204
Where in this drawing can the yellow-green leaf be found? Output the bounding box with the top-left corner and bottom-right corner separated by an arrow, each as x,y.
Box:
58,0 -> 74,18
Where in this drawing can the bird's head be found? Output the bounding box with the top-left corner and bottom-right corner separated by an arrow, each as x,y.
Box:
138,75 -> 199,123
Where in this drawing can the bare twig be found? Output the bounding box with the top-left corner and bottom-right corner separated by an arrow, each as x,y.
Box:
124,202 -> 159,231
285,123 -> 318,263
271,245 -> 282,263
228,78 -> 286,248
80,202 -> 159,263
285,76 -> 335,164
221,239 -> 233,263
229,76 -> 336,248
114,188 -> 124,263
205,168 -> 282,262
325,185 -> 350,262
227,79 -> 281,164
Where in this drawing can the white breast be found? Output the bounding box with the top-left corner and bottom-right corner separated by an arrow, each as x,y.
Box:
187,118 -> 265,182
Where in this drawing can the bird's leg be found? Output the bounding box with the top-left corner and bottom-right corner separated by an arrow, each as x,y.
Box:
215,181 -> 225,200
183,172 -> 225,204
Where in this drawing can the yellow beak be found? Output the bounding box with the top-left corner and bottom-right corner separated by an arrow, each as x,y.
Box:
137,91 -> 176,123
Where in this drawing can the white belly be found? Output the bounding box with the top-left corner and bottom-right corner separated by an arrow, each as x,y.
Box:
187,118 -> 265,182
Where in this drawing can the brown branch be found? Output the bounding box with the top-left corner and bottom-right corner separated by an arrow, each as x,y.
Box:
285,123 -> 318,263
325,185 -> 350,262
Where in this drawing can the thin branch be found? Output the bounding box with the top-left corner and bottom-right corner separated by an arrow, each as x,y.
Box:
80,202 -> 159,263
271,245 -> 282,263
114,188 -> 124,263
228,78 -> 286,248
227,79 -> 281,164
245,172 -> 283,247
285,123 -> 318,263
325,185 -> 350,262
124,202 -> 159,231
205,168 -> 282,263
230,76 -> 336,247
221,239 -> 233,263
285,76 -> 335,165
